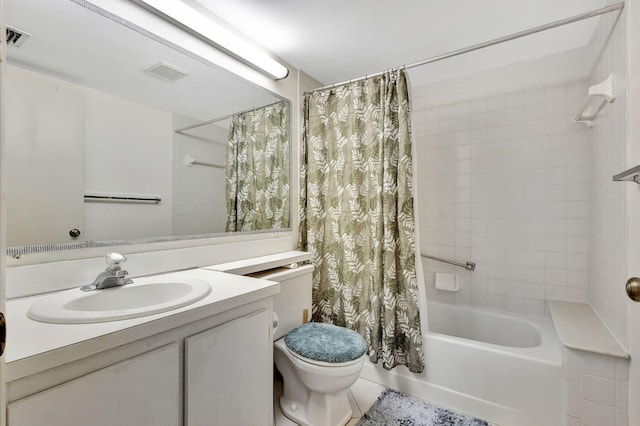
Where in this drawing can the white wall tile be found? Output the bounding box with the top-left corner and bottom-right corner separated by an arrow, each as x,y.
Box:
565,349 -> 581,381
581,400 -> 616,426
567,380 -> 580,417
616,381 -> 628,409
566,416 -> 580,426
581,353 -> 616,379
615,359 -> 629,383
505,296 -> 525,314
616,409 -> 629,426
581,374 -> 616,406
566,287 -> 588,302
545,285 -> 566,299
545,251 -> 566,269
416,47 -> 591,311
587,4 -> 629,353
525,283 -> 545,300
566,253 -> 588,270
563,349 -> 630,425
524,299 -> 545,316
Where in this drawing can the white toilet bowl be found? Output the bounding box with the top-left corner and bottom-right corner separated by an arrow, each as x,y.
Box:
274,338 -> 365,426
250,264 -> 366,426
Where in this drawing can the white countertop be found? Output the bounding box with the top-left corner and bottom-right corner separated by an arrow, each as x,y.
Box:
7,268 -> 280,381
547,299 -> 628,358
204,250 -> 313,275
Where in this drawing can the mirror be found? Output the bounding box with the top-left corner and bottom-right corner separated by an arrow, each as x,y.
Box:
4,0 -> 290,253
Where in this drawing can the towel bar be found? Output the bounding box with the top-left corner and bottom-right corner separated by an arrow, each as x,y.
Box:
420,254 -> 476,271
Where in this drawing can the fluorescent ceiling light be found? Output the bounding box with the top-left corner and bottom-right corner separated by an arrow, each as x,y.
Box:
136,0 -> 289,80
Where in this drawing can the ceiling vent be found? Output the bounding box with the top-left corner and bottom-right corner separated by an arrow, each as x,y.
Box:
144,61 -> 190,82
6,26 -> 31,47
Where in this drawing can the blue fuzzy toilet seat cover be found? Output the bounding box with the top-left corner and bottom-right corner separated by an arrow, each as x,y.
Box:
284,322 -> 367,363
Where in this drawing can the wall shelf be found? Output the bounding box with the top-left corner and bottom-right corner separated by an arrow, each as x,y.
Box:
613,164 -> 640,184
547,299 -> 628,358
573,73 -> 617,128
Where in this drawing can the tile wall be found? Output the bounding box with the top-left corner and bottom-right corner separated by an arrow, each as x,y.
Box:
411,47 -> 591,315
565,349 -> 629,426
572,7 -> 629,426
410,6 -> 630,424
587,4 -> 629,353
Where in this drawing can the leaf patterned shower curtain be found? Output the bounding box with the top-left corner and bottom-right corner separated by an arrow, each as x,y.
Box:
226,101 -> 290,232
299,69 -> 424,373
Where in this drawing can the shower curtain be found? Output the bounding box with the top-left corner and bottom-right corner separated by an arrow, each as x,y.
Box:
226,101 -> 290,232
299,69 -> 424,373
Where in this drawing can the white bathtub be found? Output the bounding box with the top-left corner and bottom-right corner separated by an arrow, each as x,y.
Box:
360,302 -> 564,426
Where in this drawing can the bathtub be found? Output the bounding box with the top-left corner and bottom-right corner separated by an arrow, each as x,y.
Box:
359,302 -> 564,426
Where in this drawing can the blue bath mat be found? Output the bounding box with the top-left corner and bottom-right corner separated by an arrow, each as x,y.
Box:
357,388 -> 489,426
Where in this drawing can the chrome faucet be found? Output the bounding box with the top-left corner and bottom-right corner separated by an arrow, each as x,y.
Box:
81,252 -> 133,291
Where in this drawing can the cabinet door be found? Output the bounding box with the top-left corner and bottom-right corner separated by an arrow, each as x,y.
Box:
8,344 -> 180,426
185,309 -> 272,426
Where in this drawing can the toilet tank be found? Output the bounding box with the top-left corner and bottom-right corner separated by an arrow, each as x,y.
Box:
248,264 -> 313,341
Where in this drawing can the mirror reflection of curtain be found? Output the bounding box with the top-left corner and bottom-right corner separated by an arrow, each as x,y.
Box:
299,70 -> 424,373
225,102 -> 290,232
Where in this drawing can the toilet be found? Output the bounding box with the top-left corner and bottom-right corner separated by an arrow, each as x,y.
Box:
253,264 -> 366,426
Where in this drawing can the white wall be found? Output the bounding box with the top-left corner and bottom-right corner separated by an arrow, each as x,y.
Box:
172,115 -> 228,236
83,82 -> 173,242
411,47 -> 591,315
4,66 -> 85,246
6,65 -> 174,244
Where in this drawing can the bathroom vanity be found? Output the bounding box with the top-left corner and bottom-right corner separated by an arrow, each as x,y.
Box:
5,268 -> 280,426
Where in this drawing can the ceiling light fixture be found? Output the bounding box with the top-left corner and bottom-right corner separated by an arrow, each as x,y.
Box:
136,0 -> 289,80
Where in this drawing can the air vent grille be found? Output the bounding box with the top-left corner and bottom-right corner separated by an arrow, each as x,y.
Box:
145,61 -> 189,82
6,26 -> 31,47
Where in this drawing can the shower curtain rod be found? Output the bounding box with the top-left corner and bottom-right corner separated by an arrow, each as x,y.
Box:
306,2 -> 624,94
174,100 -> 285,134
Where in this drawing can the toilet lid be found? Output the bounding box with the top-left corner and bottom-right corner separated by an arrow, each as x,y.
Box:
284,322 -> 367,363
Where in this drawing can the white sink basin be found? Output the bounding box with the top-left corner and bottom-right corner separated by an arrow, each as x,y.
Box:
27,278 -> 212,324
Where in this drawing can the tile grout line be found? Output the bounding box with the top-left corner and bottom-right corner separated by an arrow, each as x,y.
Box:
348,389 -> 364,418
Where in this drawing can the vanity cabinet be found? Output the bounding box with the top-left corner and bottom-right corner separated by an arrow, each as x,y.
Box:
8,343 -> 180,425
7,297 -> 275,426
185,309 -> 272,425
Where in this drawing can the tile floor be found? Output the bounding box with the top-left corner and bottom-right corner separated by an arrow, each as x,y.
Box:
274,376 -> 385,426
344,378 -> 387,425
274,376 -> 498,426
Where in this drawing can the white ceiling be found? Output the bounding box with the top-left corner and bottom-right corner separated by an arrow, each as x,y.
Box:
6,0 -> 614,113
6,0 -> 279,122
190,0 -> 609,86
